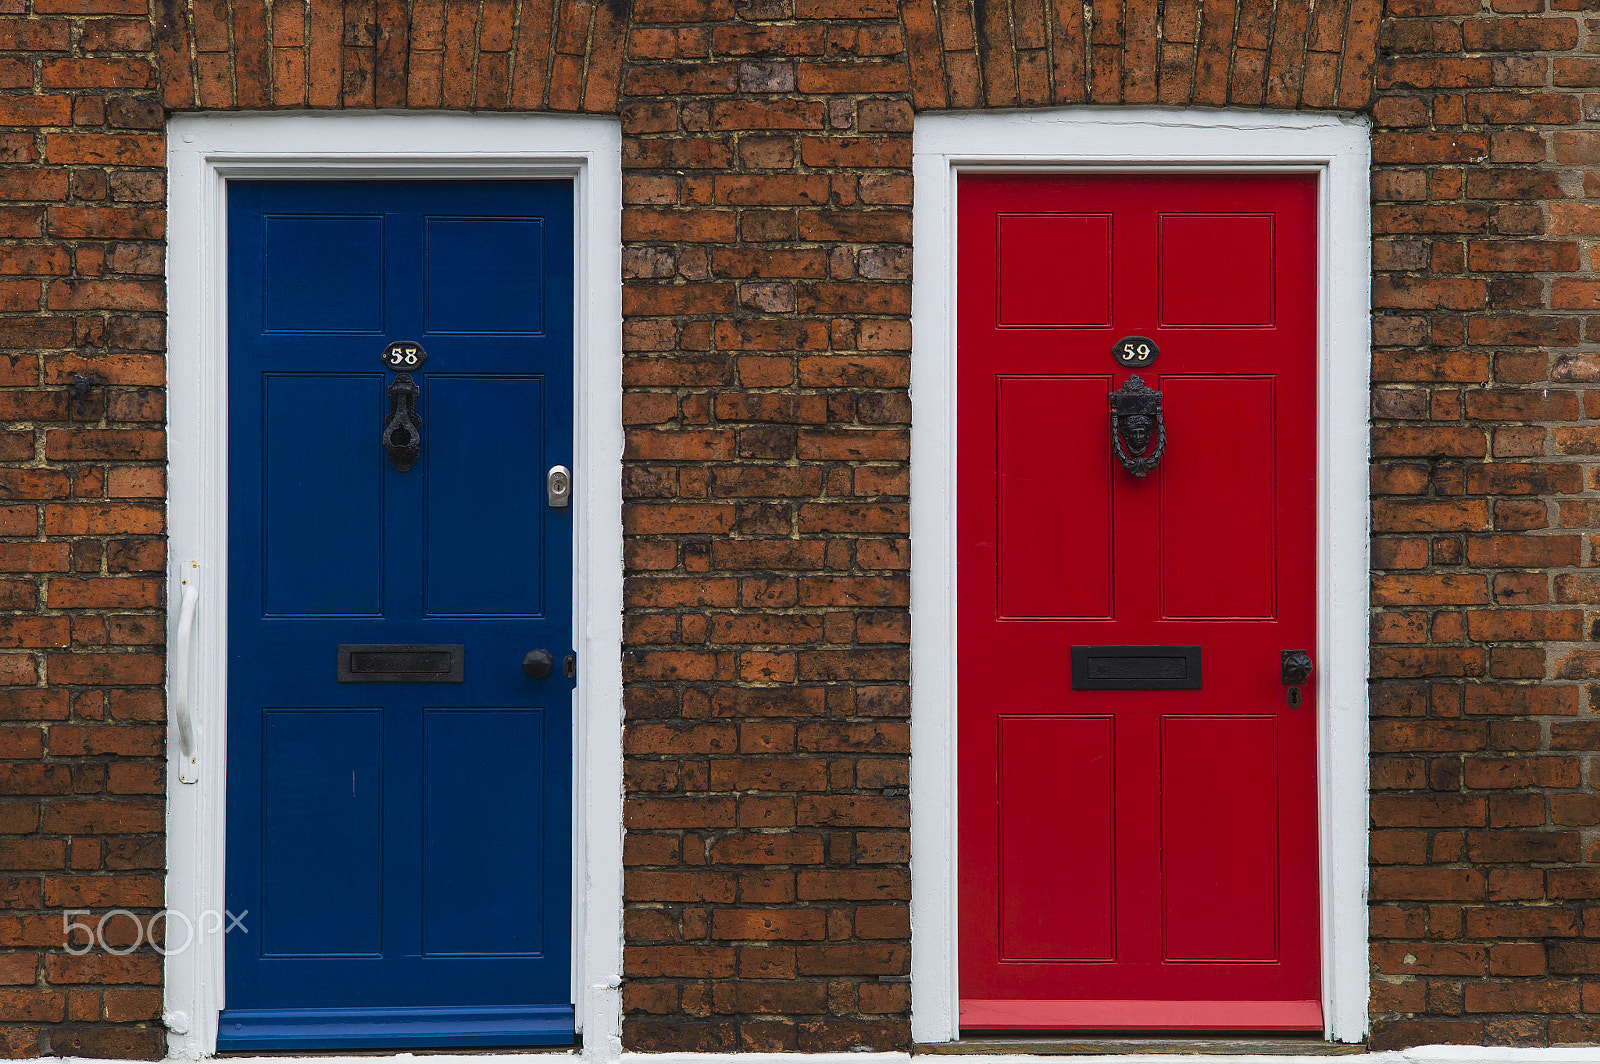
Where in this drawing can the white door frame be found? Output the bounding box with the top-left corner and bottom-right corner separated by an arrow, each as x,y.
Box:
908,108 -> 1373,1045
164,112 -> 625,1060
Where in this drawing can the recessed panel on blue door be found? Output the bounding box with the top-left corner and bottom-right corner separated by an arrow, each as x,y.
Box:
425,218 -> 544,334
261,709 -> 384,957
423,709 -> 545,955
263,374 -> 384,616
425,376 -> 544,617
227,181 -> 576,1051
264,215 -> 384,333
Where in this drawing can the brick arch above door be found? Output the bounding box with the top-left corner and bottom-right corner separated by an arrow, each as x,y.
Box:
151,0 -> 1377,120
154,0 -> 628,114
898,0 -> 1379,112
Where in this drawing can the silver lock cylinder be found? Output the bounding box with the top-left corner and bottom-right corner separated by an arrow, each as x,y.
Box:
547,465 -> 572,508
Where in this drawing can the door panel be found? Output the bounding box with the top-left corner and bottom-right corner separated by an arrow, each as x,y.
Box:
998,214 -> 1113,326
1158,213 -> 1277,326
421,708 -> 546,955
423,376 -> 547,616
998,377 -> 1114,620
259,709 -> 384,957
1158,375 -> 1277,620
263,214 -> 384,332
262,374 -> 385,616
1160,715 -> 1279,962
224,181 -> 576,1050
958,173 -> 1320,1031
424,216 -> 546,334
997,716 -> 1115,962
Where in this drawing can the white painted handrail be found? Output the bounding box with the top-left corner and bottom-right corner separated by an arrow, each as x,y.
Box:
173,575 -> 200,784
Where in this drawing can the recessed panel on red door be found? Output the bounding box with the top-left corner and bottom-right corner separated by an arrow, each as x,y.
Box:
1159,375 -> 1277,620
998,214 -> 1113,326
1159,214 -> 1276,326
958,173 -> 1320,1032
998,377 -> 1113,619
998,716 -> 1116,962
1161,714 -> 1279,963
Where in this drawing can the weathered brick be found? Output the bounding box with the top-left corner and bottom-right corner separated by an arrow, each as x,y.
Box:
36,0 -> 1600,1052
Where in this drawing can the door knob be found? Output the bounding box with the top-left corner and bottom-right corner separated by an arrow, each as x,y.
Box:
522,649 -> 554,679
1281,650 -> 1313,685
1281,649 -> 1312,710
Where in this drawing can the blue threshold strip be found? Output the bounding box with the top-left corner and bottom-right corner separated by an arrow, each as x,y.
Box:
215,1005 -> 577,1050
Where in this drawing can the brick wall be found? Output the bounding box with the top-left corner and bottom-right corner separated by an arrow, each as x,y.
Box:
0,1 -> 167,1058
3,0 -> 1598,1056
614,0 -> 916,1049
616,0 -> 1379,1048
1366,0 -> 1600,1049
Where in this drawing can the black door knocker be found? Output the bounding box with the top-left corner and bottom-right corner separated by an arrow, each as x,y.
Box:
383,372 -> 422,472
1109,374 -> 1165,478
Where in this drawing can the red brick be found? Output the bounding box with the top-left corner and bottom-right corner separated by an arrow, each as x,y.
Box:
711,909 -> 827,941
794,943 -> 907,976
41,58 -> 156,89
1373,500 -> 1491,535
1465,981 -> 1580,1013
42,134 -> 163,167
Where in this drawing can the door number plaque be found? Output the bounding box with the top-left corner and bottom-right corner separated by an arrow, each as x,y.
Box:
1113,335 -> 1159,368
381,340 -> 428,370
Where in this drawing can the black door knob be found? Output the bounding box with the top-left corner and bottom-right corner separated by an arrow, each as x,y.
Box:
522,649 -> 554,679
1281,649 -> 1313,686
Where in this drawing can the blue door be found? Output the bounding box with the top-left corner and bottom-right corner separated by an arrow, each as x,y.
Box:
221,181 -> 576,1050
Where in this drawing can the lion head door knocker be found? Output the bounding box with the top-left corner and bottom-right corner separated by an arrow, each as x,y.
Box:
1109,374 -> 1166,478
382,372 -> 422,472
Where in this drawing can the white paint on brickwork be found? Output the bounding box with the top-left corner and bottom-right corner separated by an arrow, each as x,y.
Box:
164,111 -> 625,1061
908,108 -> 1374,1046
1401,1051 -> 1600,1063
620,1057 -> 912,1064
969,1056 -> 1600,1064
902,1056 -> 1600,1064
43,1048 -> 1600,1064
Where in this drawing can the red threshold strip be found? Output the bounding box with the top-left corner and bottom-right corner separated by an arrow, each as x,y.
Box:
959,999 -> 1325,1031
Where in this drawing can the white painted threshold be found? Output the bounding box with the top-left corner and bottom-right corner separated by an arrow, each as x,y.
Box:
38,1048 -> 1600,1064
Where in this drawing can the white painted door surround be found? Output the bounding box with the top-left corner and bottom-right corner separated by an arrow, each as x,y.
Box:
908,108 -> 1374,1046
164,112 -> 624,1061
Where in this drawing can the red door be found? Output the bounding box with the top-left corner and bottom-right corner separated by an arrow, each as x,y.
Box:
956,173 -> 1321,1032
